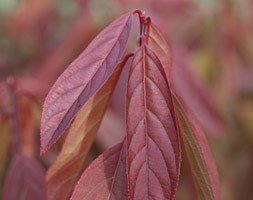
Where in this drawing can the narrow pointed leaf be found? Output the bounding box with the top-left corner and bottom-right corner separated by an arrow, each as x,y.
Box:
3,153 -> 46,200
148,23 -> 172,82
173,94 -> 221,200
46,60 -> 127,200
126,45 -> 181,200
40,11 -> 133,154
70,142 -> 128,200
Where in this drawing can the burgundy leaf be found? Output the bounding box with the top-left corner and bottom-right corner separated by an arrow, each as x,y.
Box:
126,45 -> 181,200
70,142 -> 128,200
40,11 -> 133,154
3,153 -> 46,200
173,94 -> 221,200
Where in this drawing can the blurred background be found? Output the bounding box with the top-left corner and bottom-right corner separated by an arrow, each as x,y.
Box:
0,0 -> 253,199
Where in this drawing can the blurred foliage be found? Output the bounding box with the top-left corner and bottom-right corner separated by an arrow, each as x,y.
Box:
0,0 -> 253,199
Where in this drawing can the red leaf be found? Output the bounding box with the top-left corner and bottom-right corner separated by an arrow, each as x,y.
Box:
126,45 -> 181,199
3,153 -> 46,200
70,142 -> 128,200
173,94 -> 221,200
40,11 -> 133,154
46,59 -> 128,200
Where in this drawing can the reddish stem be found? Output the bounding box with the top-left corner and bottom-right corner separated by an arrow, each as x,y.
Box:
134,10 -> 151,46
134,10 -> 146,46
144,17 -> 151,44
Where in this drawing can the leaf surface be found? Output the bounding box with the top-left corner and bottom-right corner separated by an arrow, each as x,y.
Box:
70,142 -> 128,200
46,59 -> 127,200
148,23 -> 172,82
173,94 -> 221,200
40,11 -> 133,154
3,153 -> 46,200
126,45 -> 181,200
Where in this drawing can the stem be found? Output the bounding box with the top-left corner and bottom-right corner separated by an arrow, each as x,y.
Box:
144,17 -> 151,44
134,10 -> 146,46
134,10 -> 151,46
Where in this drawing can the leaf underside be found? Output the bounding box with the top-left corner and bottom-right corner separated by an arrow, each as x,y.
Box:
46,60 -> 126,200
40,11 -> 133,154
173,94 -> 221,200
70,142 -> 128,200
126,45 -> 181,200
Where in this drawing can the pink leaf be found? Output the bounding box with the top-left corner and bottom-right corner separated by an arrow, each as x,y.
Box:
70,142 -> 128,200
40,11 -> 134,154
126,45 -> 181,199
3,153 -> 46,200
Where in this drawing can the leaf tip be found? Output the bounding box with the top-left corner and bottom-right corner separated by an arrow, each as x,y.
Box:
40,133 -> 50,156
40,146 -> 46,156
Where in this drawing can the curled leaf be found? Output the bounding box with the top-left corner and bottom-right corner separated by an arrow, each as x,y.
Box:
173,94 -> 221,200
126,45 -> 181,199
40,11 -> 133,154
